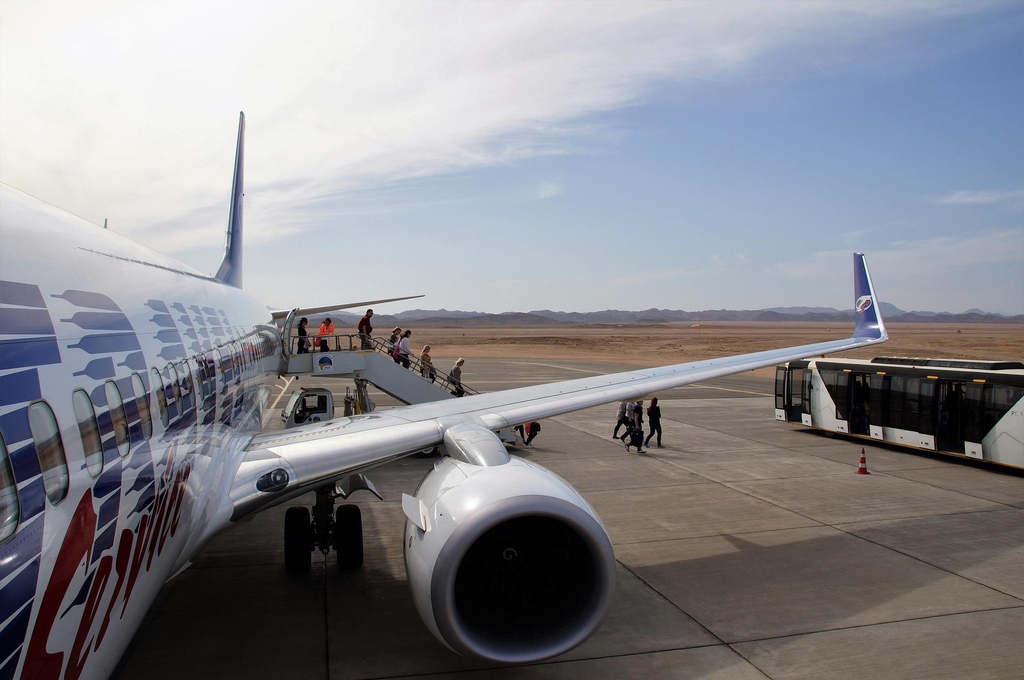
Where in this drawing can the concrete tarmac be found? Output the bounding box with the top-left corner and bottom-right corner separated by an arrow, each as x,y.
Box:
114,358 -> 1024,679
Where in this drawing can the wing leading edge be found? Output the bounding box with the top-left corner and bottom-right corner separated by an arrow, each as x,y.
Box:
227,253 -> 886,523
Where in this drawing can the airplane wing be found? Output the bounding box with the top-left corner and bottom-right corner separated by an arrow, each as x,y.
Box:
229,253 -> 886,521
269,294 -> 425,321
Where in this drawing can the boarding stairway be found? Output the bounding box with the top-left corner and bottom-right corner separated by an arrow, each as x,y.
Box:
279,331 -> 478,407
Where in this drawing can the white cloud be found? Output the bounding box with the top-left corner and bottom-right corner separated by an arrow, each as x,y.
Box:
771,230 -> 1024,314
1,0 -> 994,253
536,182 -> 563,200
933,189 -> 1024,206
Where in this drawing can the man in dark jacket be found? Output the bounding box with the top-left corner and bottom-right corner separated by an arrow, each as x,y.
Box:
645,397 -> 663,449
357,309 -> 374,349
625,400 -> 645,453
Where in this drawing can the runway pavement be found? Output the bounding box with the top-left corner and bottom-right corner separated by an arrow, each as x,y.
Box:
113,358 -> 1024,679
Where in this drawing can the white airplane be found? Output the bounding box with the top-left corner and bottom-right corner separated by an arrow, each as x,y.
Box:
0,113 -> 887,679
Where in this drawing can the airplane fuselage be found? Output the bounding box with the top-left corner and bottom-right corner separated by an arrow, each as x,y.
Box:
1,185 -> 279,679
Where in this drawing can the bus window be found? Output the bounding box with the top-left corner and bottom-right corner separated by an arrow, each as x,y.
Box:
820,369 -> 850,420
904,377 -> 921,433
981,383 -> 1024,438
868,374 -> 884,427
151,367 -> 169,428
72,388 -> 103,477
132,373 -> 153,440
105,381 -> 130,458
963,383 -> 985,443
27,402 -> 69,505
788,367 -> 805,422
0,434 -> 19,544
918,378 -> 936,435
849,373 -> 871,434
775,367 -> 787,411
802,370 -> 813,414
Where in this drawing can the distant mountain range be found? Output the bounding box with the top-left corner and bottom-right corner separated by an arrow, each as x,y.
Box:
312,303 -> 1021,327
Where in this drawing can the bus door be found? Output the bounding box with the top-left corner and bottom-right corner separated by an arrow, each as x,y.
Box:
790,366 -> 813,425
777,363 -> 810,424
774,366 -> 788,421
867,373 -> 885,440
848,372 -> 872,435
936,380 -> 967,454
961,381 -> 985,459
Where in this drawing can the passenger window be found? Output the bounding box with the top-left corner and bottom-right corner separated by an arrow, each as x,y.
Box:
27,402 -> 69,505
167,363 -> 182,403
0,434 -> 19,544
151,367 -> 169,428
132,373 -> 153,439
104,382 -> 130,458
177,360 -> 193,402
72,389 -> 103,477
195,355 -> 210,398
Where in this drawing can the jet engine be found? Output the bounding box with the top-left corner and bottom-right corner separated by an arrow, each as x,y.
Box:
403,452 -> 616,664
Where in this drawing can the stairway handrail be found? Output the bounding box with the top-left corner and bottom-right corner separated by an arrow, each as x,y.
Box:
287,331 -> 479,396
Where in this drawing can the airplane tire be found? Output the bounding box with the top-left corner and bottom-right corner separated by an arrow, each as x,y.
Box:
284,506 -> 312,573
335,504 -> 363,569
415,447 -> 439,458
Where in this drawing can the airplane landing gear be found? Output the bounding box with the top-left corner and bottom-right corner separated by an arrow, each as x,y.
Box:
284,506 -> 312,572
334,504 -> 363,569
283,482 -> 368,573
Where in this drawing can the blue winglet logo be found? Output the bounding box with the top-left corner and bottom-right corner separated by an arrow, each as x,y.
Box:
851,253 -> 886,341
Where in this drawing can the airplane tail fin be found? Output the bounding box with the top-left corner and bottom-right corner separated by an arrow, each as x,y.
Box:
215,112 -> 245,288
852,252 -> 887,340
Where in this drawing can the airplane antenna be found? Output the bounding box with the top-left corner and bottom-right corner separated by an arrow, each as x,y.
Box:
215,111 -> 245,288
103,218 -> 108,230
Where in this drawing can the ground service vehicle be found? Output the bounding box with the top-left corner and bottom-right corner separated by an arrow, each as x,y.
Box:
775,357 -> 1024,469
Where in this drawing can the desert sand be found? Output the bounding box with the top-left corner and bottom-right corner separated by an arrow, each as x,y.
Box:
404,322 -> 1024,377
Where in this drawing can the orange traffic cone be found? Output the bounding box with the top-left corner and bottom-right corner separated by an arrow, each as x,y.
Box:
856,448 -> 870,475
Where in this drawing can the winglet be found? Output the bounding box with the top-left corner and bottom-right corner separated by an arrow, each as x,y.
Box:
852,253 -> 887,340
215,112 -> 245,288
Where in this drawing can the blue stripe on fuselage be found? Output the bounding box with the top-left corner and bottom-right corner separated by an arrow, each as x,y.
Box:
0,308 -> 56,335
0,338 -> 61,371
0,370 -> 41,408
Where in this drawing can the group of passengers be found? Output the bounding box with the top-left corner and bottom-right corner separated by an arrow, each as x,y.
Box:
295,316 -> 337,353
386,326 -> 466,397
298,309 -> 466,396
612,397 -> 663,454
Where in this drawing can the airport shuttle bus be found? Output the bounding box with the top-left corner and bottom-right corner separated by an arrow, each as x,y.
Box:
774,357 -> 1024,470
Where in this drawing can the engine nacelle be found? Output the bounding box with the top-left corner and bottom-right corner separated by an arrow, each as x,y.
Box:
403,456 -> 616,664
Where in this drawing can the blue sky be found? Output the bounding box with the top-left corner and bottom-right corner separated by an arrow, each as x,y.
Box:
2,1 -> 1022,315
